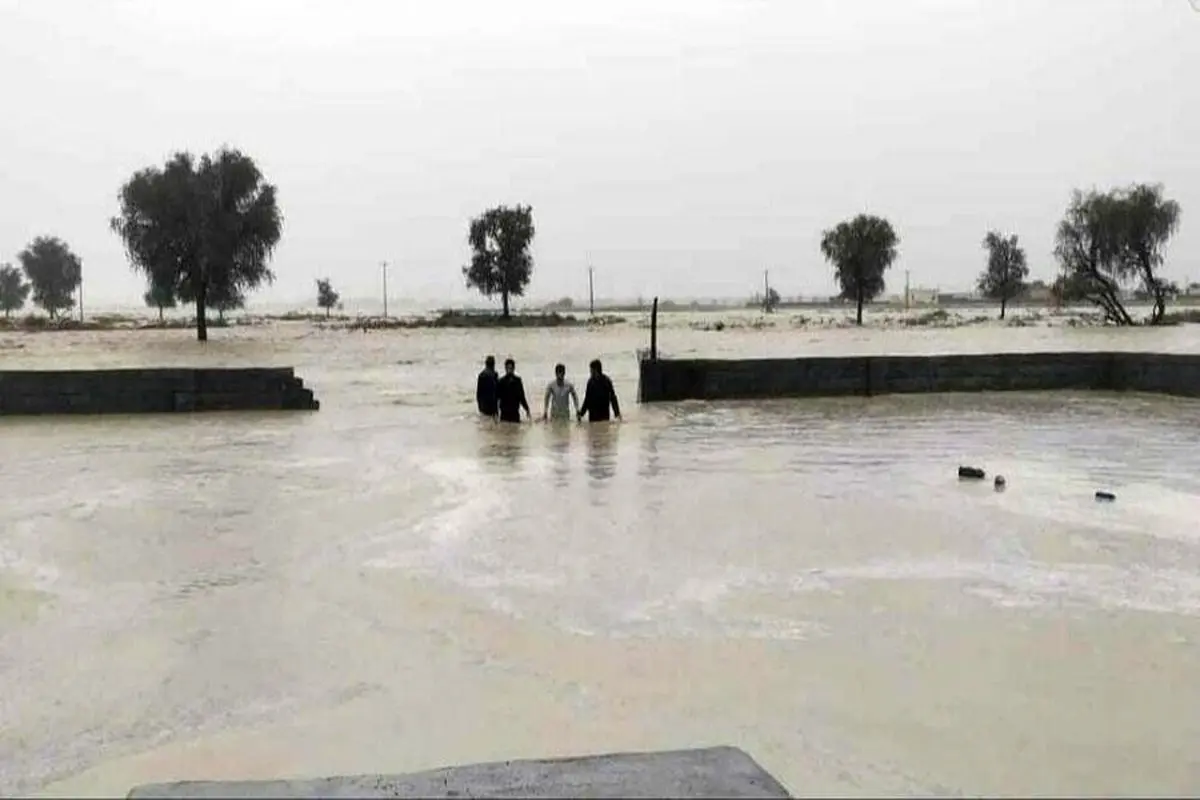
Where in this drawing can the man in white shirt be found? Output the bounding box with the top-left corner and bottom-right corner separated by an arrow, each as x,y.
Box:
542,363 -> 580,422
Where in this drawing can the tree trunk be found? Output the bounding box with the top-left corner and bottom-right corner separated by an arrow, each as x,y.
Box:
855,285 -> 864,326
326,306 -> 331,318
502,290 -> 510,320
1151,292 -> 1166,325
196,283 -> 209,342
1094,289 -> 1133,326
158,306 -> 164,323
1000,297 -> 1007,320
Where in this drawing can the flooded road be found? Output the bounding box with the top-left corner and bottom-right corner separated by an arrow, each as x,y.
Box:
3,313 -> 1200,796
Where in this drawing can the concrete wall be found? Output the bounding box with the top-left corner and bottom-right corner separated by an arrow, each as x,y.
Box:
638,352 -> 1200,403
1110,352 -> 1200,399
0,367 -> 319,416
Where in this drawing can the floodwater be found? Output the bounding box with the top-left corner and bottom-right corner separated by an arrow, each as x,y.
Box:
3,311 -> 1200,797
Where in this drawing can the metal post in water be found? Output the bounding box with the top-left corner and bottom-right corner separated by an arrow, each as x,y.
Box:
381,260 -> 389,318
650,296 -> 658,361
588,265 -> 595,317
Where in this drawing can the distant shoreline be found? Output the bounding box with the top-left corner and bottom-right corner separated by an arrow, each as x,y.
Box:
2,303 -> 1199,335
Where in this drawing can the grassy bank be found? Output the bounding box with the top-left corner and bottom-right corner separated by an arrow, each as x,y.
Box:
333,310 -> 627,331
0,309 -> 627,334
0,313 -> 238,332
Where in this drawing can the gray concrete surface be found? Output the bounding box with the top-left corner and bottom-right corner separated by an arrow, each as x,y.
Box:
125,746 -> 791,799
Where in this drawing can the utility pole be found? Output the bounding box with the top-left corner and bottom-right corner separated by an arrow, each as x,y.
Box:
904,269 -> 911,311
78,262 -> 84,322
588,265 -> 595,316
380,260 -> 389,318
763,269 -> 771,313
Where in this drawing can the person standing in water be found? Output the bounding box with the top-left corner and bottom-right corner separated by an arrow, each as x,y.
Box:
542,363 -> 580,422
496,358 -> 532,423
577,358 -> 621,423
476,355 -> 499,418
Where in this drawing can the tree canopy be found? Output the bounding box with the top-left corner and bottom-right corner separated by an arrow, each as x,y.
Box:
1053,184 -> 1181,325
978,231 -> 1029,320
1121,184 -> 1181,324
819,214 -> 899,325
462,204 -> 535,319
764,287 -> 781,313
316,278 -> 340,317
0,263 -> 31,319
17,236 -> 82,319
111,147 -> 282,340
143,279 -> 177,322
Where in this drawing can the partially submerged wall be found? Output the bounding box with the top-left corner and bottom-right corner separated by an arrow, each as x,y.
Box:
0,367 -> 319,415
637,351 -> 1200,403
1109,352 -> 1200,398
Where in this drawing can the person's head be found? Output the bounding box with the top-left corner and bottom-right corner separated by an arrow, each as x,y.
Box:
589,358 -> 602,377
504,358 -> 515,375
554,363 -> 566,383
484,355 -> 495,371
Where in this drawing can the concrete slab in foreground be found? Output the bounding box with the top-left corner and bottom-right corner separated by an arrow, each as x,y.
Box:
126,746 -> 791,799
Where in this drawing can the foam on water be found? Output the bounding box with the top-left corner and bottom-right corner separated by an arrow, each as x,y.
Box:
0,517 -> 70,614
364,452 -> 535,573
813,558 -> 1200,616
0,542 -> 61,594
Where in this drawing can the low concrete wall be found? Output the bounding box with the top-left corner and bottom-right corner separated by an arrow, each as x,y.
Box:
1110,352 -> 1200,398
637,351 -> 1200,403
0,367 -> 319,416
126,746 -> 791,799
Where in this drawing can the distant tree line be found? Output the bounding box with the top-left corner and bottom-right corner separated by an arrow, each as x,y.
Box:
0,237 -> 83,320
0,178 -> 1183,331
816,181 -> 1182,326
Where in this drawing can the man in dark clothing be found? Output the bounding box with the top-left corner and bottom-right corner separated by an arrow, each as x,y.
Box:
476,355 -> 499,417
496,358 -> 531,423
578,358 -> 621,423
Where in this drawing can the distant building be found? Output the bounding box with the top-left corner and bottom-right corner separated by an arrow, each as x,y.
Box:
889,287 -> 939,307
1025,282 -> 1054,303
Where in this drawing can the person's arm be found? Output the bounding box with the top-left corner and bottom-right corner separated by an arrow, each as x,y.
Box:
519,379 -> 531,419
476,374 -> 486,411
542,383 -> 552,421
577,380 -> 591,420
608,377 -> 621,419
570,384 -> 580,416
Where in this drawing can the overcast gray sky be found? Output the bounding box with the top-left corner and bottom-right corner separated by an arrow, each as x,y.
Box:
1,0 -> 1197,307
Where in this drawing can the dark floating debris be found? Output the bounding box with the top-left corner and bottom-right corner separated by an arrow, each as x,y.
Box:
958,466 -> 986,480
1095,490 -> 1116,502
994,475 -> 1007,490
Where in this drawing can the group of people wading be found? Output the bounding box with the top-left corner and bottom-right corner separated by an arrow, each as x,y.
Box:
475,356 -> 622,425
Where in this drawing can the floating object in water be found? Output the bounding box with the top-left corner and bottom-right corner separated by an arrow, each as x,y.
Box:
1095,490 -> 1116,502
958,466 -> 986,480
994,475 -> 1007,490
